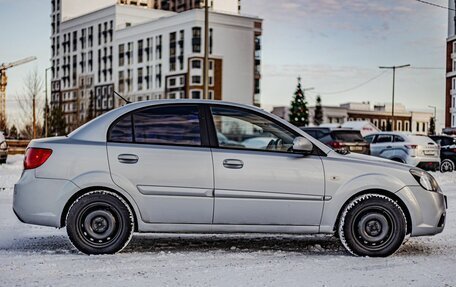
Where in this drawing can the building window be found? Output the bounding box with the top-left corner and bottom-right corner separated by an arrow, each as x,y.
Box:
119,71 -> 125,93
191,90 -> 201,99
119,44 -> 125,66
209,28 -> 213,54
156,35 -> 162,60
138,68 -> 143,91
127,42 -> 133,65
169,78 -> 176,87
192,59 -> 202,69
192,27 -> 201,53
192,75 -> 201,85
138,39 -> 143,63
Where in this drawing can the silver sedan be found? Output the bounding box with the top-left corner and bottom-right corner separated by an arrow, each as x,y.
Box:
13,100 -> 447,256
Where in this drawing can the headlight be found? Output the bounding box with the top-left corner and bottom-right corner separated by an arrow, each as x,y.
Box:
0,141 -> 7,149
410,168 -> 440,192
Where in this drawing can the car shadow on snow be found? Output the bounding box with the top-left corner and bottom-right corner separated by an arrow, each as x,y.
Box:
0,233 -> 436,256
123,234 -> 345,255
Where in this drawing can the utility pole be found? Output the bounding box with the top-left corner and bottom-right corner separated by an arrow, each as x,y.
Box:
379,64 -> 410,131
45,67 -> 51,137
203,0 -> 209,99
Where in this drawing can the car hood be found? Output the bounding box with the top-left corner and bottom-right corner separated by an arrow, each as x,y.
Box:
327,150 -> 411,170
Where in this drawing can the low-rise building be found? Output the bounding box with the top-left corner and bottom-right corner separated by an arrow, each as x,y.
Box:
272,102 -> 434,135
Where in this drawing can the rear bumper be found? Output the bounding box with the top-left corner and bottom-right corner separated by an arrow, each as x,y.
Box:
407,156 -> 440,171
395,186 -> 447,237
13,170 -> 79,228
416,161 -> 440,171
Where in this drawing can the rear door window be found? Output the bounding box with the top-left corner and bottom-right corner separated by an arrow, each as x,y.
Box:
375,135 -> 393,143
133,105 -> 202,146
394,135 -> 405,142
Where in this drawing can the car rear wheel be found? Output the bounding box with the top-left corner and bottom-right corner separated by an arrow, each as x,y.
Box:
338,194 -> 407,257
440,159 -> 454,173
66,190 -> 134,255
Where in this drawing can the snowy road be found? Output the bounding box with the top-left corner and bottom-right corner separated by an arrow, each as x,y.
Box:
1,155 -> 456,286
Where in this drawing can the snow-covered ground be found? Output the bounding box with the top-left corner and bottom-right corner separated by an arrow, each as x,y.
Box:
0,155 -> 455,286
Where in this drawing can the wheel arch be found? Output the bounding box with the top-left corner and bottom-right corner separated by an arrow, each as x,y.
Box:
333,189 -> 412,235
60,186 -> 139,232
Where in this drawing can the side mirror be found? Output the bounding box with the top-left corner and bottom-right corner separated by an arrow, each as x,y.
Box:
293,137 -> 313,154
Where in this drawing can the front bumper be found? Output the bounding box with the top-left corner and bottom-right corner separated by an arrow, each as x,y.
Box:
13,170 -> 79,228
395,185 -> 447,237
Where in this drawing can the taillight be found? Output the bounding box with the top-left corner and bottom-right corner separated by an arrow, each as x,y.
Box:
329,141 -> 343,149
405,144 -> 417,149
24,148 -> 53,170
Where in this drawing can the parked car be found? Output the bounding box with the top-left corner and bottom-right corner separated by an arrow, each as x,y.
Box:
365,132 -> 440,171
0,131 -> 8,164
14,100 -> 446,257
301,127 -> 370,155
429,135 -> 456,173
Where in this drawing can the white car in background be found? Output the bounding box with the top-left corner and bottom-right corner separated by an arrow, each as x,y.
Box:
0,131 -> 7,164
365,132 -> 440,171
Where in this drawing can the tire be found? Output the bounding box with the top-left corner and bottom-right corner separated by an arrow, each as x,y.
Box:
440,159 -> 454,173
66,190 -> 134,255
338,194 -> 407,257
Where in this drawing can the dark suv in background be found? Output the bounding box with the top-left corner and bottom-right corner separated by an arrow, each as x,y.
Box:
301,127 -> 370,155
430,135 -> 456,172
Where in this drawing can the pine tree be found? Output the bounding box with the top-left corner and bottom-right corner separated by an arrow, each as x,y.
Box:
313,95 -> 323,126
289,77 -> 309,127
9,125 -> 18,139
49,106 -> 67,136
429,117 -> 436,135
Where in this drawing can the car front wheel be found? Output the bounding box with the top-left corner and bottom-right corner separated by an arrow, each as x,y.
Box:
66,190 -> 134,255
338,194 -> 407,257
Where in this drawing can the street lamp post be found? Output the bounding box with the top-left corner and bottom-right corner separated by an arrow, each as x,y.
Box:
379,64 -> 410,131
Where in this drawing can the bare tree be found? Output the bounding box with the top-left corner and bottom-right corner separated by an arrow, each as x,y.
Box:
15,69 -> 44,139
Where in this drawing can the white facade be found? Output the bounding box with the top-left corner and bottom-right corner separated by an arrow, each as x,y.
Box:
50,0 -> 262,131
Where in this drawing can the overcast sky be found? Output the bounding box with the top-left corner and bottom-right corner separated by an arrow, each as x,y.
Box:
0,0 -> 449,128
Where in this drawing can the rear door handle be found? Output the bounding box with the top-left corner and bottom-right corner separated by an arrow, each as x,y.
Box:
118,154 -> 139,164
386,146 -> 392,149
223,159 -> 244,169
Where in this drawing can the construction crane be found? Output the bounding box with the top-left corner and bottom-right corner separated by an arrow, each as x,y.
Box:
0,56 -> 37,129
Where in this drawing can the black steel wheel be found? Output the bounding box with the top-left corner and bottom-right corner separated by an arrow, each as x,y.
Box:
66,191 -> 134,255
338,194 -> 407,257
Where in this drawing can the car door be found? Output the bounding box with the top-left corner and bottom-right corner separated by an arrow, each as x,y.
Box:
208,105 -> 325,226
107,104 -> 214,224
370,134 -> 393,157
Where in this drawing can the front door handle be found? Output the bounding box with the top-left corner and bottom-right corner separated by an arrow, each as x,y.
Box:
223,159 -> 244,169
118,154 -> 139,164
386,146 -> 392,149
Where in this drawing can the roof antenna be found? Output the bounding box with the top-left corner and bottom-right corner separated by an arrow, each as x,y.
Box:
114,90 -> 131,104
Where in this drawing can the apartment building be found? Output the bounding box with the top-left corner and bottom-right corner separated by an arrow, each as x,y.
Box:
446,0 -> 456,128
50,0 -> 261,131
